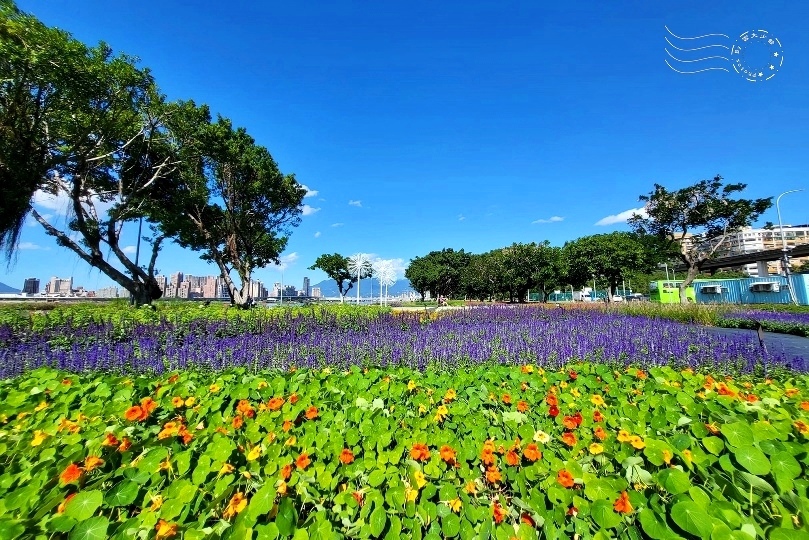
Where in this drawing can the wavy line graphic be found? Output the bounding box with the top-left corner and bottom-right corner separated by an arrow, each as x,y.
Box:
665,25 -> 729,40
665,49 -> 729,63
665,60 -> 729,74
664,37 -> 729,51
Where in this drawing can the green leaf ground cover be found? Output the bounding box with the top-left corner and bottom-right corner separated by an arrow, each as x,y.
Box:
1,363 -> 807,539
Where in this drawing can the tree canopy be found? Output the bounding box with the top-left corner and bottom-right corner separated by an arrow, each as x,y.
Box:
309,253 -> 357,302
629,176 -> 772,302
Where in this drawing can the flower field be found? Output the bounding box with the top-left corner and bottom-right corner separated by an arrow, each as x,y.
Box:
1,305 -> 808,539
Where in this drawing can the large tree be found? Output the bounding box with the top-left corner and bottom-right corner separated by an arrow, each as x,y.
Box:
405,248 -> 471,301
1,1 -> 178,304
160,107 -> 306,308
564,232 -> 658,301
628,176 -> 772,303
309,253 -> 361,303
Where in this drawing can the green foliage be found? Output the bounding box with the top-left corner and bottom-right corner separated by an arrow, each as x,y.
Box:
309,253 -> 359,299
629,176 -> 773,303
405,248 -> 471,301
0,361 -> 807,538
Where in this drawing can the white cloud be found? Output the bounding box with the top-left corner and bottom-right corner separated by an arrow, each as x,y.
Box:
122,245 -> 137,254
18,242 -> 45,250
301,184 -> 319,198
271,252 -> 299,271
27,213 -> 53,226
458,214 -> 466,221
32,190 -> 72,215
594,207 -> 648,226
367,255 -> 407,281
314,231 -> 321,238
348,200 -> 362,207
331,222 -> 344,228
532,216 -> 564,224
301,205 -> 320,216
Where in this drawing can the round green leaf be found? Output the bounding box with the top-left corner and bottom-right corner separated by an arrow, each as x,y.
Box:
370,506 -> 387,537
442,513 -> 461,538
703,436 -> 725,455
769,529 -> 809,540
68,516 -> 109,540
105,481 -> 139,507
590,500 -> 621,529
733,446 -> 771,475
721,423 -> 753,449
670,501 -> 713,538
658,469 -> 691,495
638,509 -> 681,540
64,491 -> 103,522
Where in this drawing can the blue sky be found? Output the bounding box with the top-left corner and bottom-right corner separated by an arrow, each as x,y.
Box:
3,0 -> 809,292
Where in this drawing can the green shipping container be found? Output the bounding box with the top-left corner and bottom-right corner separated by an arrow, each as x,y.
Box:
649,280 -> 695,303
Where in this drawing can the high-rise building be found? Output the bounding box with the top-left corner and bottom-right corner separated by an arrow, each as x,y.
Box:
22,278 -> 40,294
311,287 -> 322,298
203,276 -> 219,298
303,277 -> 311,296
46,276 -> 72,295
715,225 -> 809,276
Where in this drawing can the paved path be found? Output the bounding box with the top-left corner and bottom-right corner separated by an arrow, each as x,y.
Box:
704,326 -> 809,361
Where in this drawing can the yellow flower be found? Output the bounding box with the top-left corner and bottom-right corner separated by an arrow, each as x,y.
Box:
405,487 -> 419,502
31,430 -> 48,447
560,381 -> 568,389
571,388 -> 581,398
465,481 -> 478,495
158,458 -> 172,472
322,367 -> 332,374
682,449 -> 693,462
35,401 -> 48,412
150,495 -> 164,511
617,430 -> 632,442
257,381 -> 268,389
629,436 -> 645,449
247,446 -> 261,461
434,405 -> 449,423
443,388 -> 457,402
590,395 -> 605,407
662,449 -> 672,465
285,436 -> 296,447
589,443 -> 604,455
184,397 -> 196,407
219,463 -> 235,476
414,470 -> 427,489
223,492 -> 248,519
277,481 -> 288,495
209,384 -> 221,393
408,380 -> 417,392
447,498 -> 462,513
418,404 -> 427,414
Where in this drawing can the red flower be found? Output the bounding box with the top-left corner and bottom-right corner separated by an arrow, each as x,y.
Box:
569,370 -> 578,380
549,405 -> 559,418
593,410 -> 604,423
492,501 -> 506,523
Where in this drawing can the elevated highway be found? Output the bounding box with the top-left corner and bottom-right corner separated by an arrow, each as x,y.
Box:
675,243 -> 809,273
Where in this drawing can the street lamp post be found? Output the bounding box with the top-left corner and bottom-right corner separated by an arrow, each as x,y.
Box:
776,189 -> 803,305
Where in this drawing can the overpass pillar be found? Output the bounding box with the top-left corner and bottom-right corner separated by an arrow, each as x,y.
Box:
756,260 -> 769,277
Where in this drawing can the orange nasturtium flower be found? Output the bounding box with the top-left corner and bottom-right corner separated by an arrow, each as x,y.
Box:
501,394 -> 512,405
84,456 -> 104,472
411,443 -> 431,462
593,410 -> 604,423
486,466 -> 502,484
305,406 -> 319,420
267,397 -> 285,411
57,493 -> 77,514
102,432 -> 119,447
280,464 -> 293,480
439,445 -> 457,464
516,400 -> 529,412
505,450 -> 520,466
237,400 -> 255,418
282,420 -> 293,432
480,441 -> 496,465
705,423 -> 720,435
523,443 -> 541,462
118,438 -> 132,452
231,415 -> 244,430
492,501 -> 506,524
340,449 -> 355,465
561,432 -> 577,447
785,388 -> 800,398
223,493 -> 248,519
171,396 -> 184,408
593,426 -> 608,441
795,420 -> 809,435
296,452 -> 311,469
557,469 -> 575,488
800,401 -> 809,411
289,393 -> 299,404
141,397 -> 158,415
613,491 -> 633,514
124,405 -> 146,422
155,519 -> 178,539
546,394 -> 558,407
60,463 -> 83,484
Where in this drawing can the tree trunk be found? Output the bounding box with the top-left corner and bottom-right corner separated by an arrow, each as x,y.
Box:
680,264 -> 700,304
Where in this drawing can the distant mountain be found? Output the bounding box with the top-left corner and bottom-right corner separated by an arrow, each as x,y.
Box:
0,281 -> 20,294
312,277 -> 414,298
